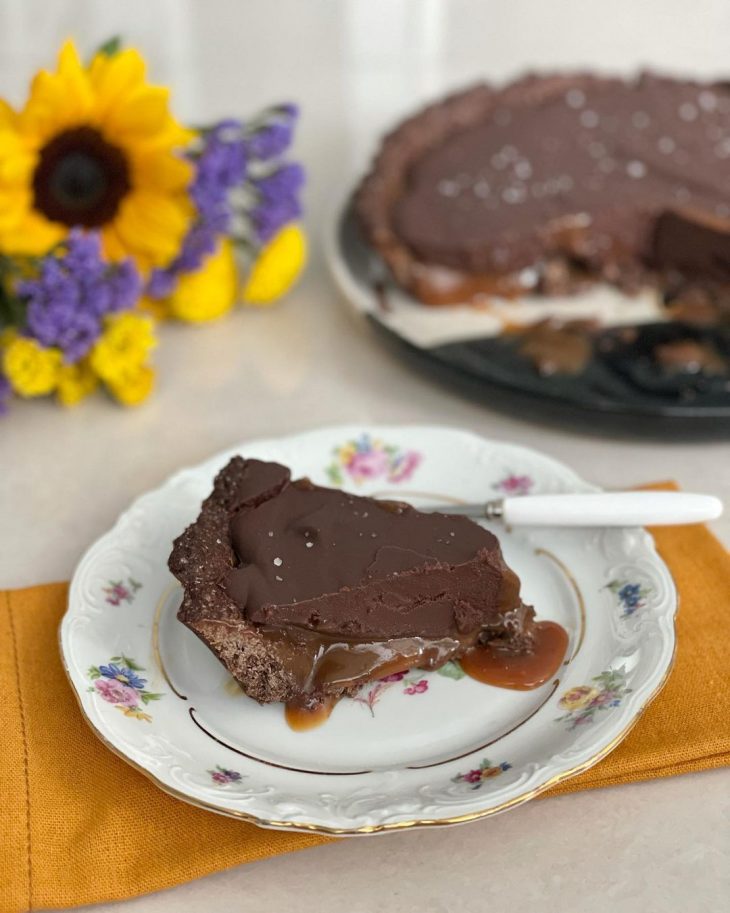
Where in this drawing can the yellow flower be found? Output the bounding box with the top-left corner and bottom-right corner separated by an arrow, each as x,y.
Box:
138,294 -> 170,321
338,443 -> 357,463
3,335 -> 61,396
0,40 -> 193,271
107,365 -> 155,407
559,686 -> 600,711
117,706 -> 152,722
90,312 -> 156,385
166,239 -> 237,322
57,359 -> 98,406
242,223 -> 306,305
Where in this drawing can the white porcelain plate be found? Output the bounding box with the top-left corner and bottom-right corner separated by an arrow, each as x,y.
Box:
61,425 -> 676,835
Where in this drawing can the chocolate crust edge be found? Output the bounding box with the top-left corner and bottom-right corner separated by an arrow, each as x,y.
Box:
169,456 -> 303,704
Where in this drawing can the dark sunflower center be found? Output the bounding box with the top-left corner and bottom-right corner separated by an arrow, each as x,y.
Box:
33,126 -> 130,228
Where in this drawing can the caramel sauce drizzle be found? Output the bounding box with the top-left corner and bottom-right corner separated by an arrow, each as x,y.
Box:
460,621 -> 568,690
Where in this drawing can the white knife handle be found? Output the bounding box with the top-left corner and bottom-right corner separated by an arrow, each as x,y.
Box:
502,492 -> 723,527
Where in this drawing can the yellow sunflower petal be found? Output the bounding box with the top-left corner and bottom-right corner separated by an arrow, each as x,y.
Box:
101,85 -> 173,142
0,146 -> 36,186
0,207 -> 65,255
0,186 -> 32,231
114,191 -> 191,265
20,40 -> 93,141
0,98 -> 18,129
88,47 -> 147,117
99,224 -> 131,262
129,146 -> 192,192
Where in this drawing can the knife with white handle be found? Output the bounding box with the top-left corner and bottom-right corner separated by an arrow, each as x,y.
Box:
423,491 -> 723,527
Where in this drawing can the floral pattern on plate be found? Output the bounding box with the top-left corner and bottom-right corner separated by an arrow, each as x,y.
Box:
208,765 -> 243,785
103,578 -> 142,606
353,672 -> 430,717
606,579 -> 652,617
326,433 -> 421,486
437,660 -> 467,680
493,473 -> 533,496
555,667 -> 632,730
452,759 -> 512,790
88,655 -> 163,722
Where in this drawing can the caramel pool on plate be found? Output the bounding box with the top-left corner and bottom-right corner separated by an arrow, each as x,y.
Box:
460,621 -> 569,690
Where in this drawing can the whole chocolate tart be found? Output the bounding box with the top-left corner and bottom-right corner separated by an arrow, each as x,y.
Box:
355,72 -> 730,307
168,457 -> 534,708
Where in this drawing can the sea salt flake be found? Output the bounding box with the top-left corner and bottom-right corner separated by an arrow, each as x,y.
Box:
679,102 -> 698,122
268,531 -> 274,537
519,267 -> 538,287
699,90 -> 717,112
273,557 -> 283,566
565,89 -> 586,109
514,160 -> 532,179
658,136 -> 676,154
626,160 -> 647,179
502,186 -> 526,204
473,179 -> 491,198
275,575 -> 283,582
589,142 -> 607,159
306,541 -> 314,548
438,179 -> 460,197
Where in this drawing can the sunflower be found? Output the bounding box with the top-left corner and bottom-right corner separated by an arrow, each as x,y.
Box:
0,40 -> 193,271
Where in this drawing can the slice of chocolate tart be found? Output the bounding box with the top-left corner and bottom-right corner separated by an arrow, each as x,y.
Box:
169,457 -> 535,709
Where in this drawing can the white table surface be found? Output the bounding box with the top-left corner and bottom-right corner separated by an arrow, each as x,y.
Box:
1,1 -> 728,910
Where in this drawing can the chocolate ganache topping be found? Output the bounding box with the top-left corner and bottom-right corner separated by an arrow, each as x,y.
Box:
226,475 -> 514,639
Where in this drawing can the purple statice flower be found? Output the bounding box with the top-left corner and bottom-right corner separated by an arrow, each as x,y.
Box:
0,372 -> 11,414
146,269 -> 176,300
20,229 -> 140,363
251,163 -> 305,242
190,124 -> 246,222
147,121 -> 248,297
146,109 -> 303,295
246,105 -> 299,161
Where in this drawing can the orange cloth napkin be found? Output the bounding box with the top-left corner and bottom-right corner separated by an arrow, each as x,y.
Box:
2,494 -> 729,913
